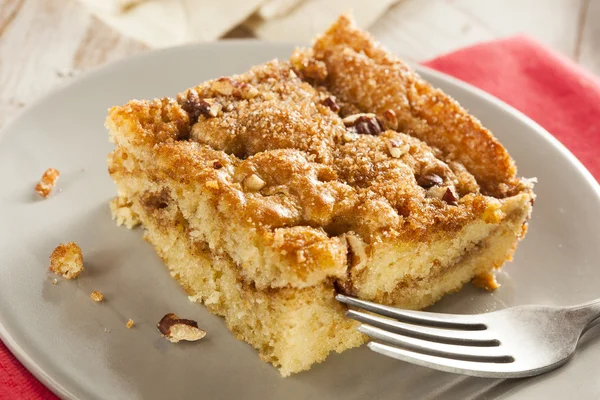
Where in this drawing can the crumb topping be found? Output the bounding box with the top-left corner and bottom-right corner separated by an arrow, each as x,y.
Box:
110,58 -> 498,242
90,291 -> 104,302
106,14 -> 534,287
35,168 -> 60,198
49,242 -> 83,279
310,14 -> 520,197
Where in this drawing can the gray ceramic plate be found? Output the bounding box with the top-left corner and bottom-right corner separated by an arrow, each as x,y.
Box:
1,42 -> 599,400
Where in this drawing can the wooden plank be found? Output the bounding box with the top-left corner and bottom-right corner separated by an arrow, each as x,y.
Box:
373,0 -> 582,63
0,0 -> 90,127
1,0 -> 597,132
0,0 -> 24,38
72,16 -> 147,71
0,0 -> 147,129
450,0 -> 582,58
579,0 -> 600,76
372,0 -> 496,63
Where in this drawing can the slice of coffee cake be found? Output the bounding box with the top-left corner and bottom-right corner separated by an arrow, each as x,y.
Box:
106,14 -> 534,375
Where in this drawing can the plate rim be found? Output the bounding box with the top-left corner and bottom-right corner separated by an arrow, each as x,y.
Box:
1,40 -> 599,399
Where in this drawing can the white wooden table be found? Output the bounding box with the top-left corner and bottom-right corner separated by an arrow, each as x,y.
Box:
0,0 -> 598,129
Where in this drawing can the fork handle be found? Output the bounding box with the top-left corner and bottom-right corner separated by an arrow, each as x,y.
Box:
568,298 -> 600,327
583,316 -> 600,334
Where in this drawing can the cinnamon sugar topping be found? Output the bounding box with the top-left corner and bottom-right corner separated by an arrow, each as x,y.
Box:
106,14 -> 535,291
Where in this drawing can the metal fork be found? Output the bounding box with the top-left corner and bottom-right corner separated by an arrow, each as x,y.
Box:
336,294 -> 600,378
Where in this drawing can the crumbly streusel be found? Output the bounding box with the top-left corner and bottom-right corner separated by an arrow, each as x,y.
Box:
49,242 -> 84,280
106,14 -> 534,375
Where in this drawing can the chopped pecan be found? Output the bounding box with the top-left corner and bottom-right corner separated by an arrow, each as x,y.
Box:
442,187 -> 458,206
386,138 -> 409,158
322,96 -> 340,112
180,91 -> 202,120
181,92 -> 222,121
426,185 -> 459,206
199,98 -> 222,117
343,113 -> 383,135
211,78 -> 235,96
417,173 -> 443,189
382,109 -> 398,130
426,185 -> 447,200
157,313 -> 206,343
243,174 -> 266,192
211,77 -> 258,99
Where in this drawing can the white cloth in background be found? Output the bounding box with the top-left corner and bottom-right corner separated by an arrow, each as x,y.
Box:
246,0 -> 400,42
76,0 -> 400,47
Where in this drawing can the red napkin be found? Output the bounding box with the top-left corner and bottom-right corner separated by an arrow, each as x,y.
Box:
0,341 -> 55,399
1,36 -> 599,399
424,36 -> 600,181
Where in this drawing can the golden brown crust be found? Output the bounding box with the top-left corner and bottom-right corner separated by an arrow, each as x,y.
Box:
108,60 -> 498,242
310,14 -> 520,197
108,97 -> 191,147
106,14 -> 534,289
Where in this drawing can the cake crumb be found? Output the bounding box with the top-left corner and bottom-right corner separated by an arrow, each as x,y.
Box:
110,196 -> 141,229
90,291 -> 104,302
51,278 -> 58,285
49,242 -> 83,279
157,313 -> 206,343
472,273 -> 500,291
35,168 -> 60,198
104,328 -> 111,333
126,319 -> 135,329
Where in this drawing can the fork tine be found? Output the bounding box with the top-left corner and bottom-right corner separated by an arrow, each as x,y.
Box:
359,325 -> 511,361
347,310 -> 499,346
336,294 -> 485,329
368,342 -> 533,378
